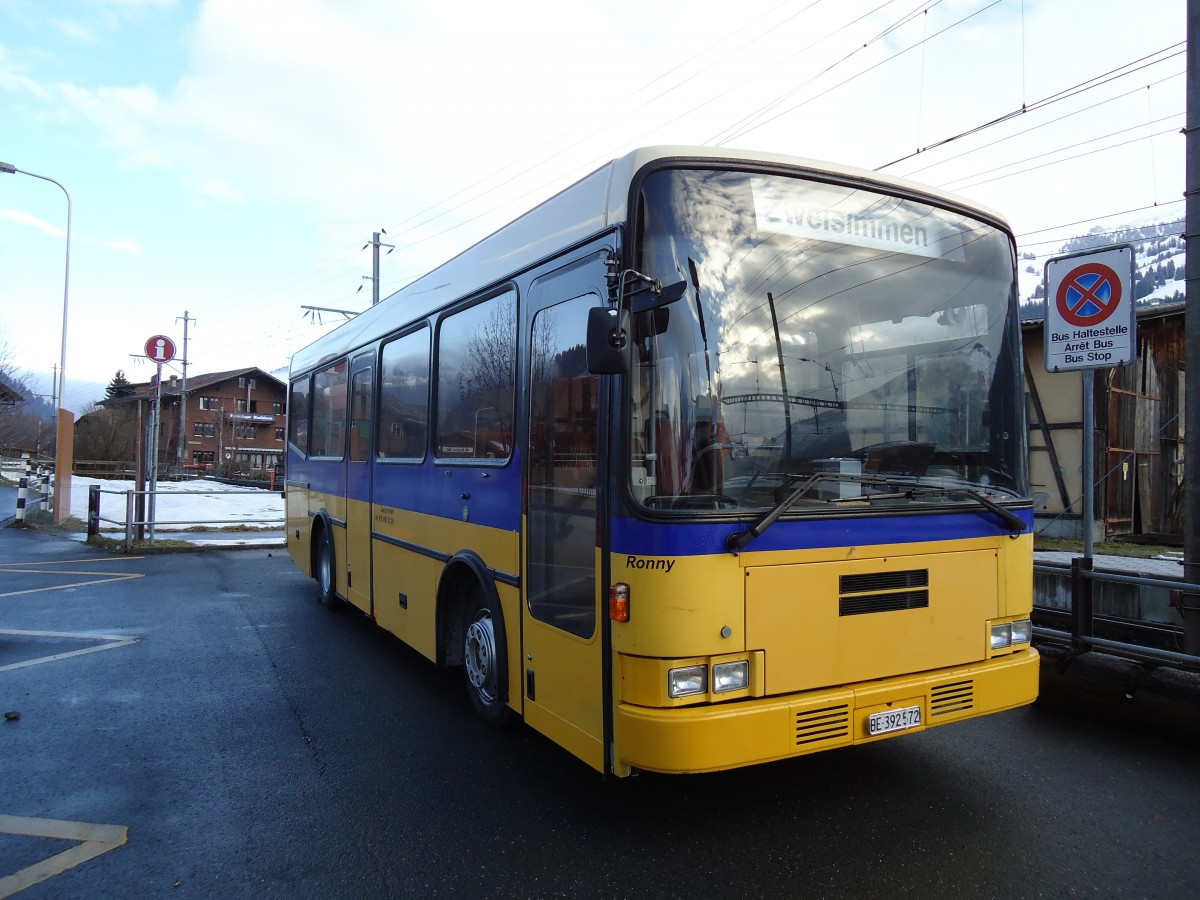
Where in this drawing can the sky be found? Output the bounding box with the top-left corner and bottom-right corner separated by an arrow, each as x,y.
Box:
0,0 -> 1186,413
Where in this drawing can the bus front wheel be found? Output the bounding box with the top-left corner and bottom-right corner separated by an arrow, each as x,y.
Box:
463,595 -> 513,729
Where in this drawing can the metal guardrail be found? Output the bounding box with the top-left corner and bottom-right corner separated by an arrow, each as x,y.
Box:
87,485 -> 284,551
1033,558 -> 1200,671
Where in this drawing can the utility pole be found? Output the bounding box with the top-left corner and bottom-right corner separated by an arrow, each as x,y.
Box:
1184,0 -> 1200,656
363,230 -> 394,305
175,311 -> 195,466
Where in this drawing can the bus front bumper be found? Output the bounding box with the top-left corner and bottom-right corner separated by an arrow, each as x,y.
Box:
613,648 -> 1039,775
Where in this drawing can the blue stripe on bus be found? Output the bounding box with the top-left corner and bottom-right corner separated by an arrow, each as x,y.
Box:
611,508 -> 1033,557
292,451 -> 523,533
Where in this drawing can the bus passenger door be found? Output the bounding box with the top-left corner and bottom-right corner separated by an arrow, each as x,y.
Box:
345,354 -> 374,615
523,273 -> 605,771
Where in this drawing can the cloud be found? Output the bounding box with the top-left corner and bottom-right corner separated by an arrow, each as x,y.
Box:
0,209 -> 141,255
197,178 -> 244,203
96,238 -> 143,255
60,82 -> 169,167
51,18 -> 100,44
0,208 -> 64,238
0,43 -> 49,98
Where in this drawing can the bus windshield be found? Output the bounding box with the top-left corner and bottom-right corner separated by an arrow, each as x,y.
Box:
629,167 -> 1027,514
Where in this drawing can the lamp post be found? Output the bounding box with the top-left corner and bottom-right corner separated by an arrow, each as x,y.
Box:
1,160 -> 73,524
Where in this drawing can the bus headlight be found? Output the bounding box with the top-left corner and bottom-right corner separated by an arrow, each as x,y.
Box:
712,660 -> 749,693
991,619 -> 1033,650
668,665 -> 707,698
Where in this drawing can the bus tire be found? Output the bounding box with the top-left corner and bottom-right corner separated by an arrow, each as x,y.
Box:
316,528 -> 340,610
463,592 -> 513,729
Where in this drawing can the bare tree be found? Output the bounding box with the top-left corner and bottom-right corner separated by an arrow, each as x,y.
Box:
74,401 -> 136,463
0,337 -> 51,455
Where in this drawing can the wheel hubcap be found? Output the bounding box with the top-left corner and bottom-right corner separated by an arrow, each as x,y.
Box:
318,542 -> 331,594
464,612 -> 497,700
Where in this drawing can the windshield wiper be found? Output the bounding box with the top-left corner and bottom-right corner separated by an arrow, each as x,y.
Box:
914,486 -> 1027,533
725,475 -> 1026,554
725,472 -> 894,553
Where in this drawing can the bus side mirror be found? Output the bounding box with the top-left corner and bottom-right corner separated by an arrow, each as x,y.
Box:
586,306 -> 630,374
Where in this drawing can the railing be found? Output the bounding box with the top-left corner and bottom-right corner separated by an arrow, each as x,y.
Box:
1033,558 -> 1200,671
86,484 -> 284,552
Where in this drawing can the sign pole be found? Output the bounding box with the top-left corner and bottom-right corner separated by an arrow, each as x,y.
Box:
1081,374 -> 1095,561
148,362 -> 161,545
141,333 -> 178,547
1043,245 -> 1136,553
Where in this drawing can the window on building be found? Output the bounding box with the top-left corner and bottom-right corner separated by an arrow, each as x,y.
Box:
275,427 -> 284,441
199,396 -> 221,411
193,422 -> 215,438
273,402 -> 283,416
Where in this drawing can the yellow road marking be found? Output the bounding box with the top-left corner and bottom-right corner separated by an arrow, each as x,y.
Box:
0,630 -> 139,673
0,814 -> 128,898
0,558 -> 145,599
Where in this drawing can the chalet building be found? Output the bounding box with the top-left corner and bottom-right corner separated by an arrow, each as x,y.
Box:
104,366 -> 287,478
1021,301 -> 1185,542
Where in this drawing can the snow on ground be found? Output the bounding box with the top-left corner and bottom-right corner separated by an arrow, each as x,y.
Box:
68,476 -> 283,531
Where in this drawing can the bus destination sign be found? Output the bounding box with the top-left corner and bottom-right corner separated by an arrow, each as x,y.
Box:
1043,245 -> 1135,372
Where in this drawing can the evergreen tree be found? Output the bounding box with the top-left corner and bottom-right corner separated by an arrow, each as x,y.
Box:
105,369 -> 134,400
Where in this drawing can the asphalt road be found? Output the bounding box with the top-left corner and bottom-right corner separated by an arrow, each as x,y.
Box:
2,526 -> 1198,899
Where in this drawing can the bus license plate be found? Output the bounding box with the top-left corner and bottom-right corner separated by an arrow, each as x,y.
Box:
867,705 -> 922,736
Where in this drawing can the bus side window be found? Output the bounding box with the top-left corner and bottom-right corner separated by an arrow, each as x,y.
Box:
378,326 -> 431,461
434,290 -> 516,462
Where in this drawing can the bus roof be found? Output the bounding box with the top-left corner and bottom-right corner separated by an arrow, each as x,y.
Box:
289,145 -> 1011,377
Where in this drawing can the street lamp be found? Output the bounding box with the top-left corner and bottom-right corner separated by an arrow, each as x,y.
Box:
1,160 -> 73,524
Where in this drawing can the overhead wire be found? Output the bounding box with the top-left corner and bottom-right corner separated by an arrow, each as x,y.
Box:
942,124 -> 1180,193
896,71 -> 1183,179
876,43 -> 1184,170
715,0 -> 1001,146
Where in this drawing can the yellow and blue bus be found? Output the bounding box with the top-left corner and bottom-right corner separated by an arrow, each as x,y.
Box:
285,146 -> 1038,776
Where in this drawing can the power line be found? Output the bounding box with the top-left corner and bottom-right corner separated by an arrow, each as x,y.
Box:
701,0 -> 926,147
935,115 -> 1182,191
715,0 -> 1000,146
895,71 -> 1184,180
876,43 -> 1184,170
943,124 -> 1179,192
1013,200 -> 1184,245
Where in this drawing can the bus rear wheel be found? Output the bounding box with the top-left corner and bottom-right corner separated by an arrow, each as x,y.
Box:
463,596 -> 513,729
316,529 -> 340,610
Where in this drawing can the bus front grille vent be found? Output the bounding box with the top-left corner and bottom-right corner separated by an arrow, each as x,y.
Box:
838,570 -> 929,617
840,569 -> 928,594
839,590 -> 929,616
794,704 -> 851,746
930,680 -> 974,717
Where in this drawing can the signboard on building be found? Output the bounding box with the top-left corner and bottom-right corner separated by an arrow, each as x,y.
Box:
1043,245 -> 1136,372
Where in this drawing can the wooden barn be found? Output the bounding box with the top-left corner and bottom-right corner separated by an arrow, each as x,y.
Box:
1022,301 -> 1186,542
